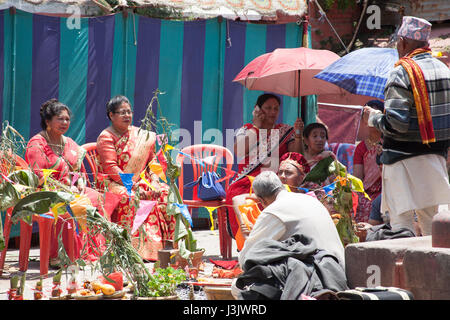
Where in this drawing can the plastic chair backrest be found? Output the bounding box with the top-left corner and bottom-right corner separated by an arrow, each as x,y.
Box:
81,143 -> 98,184
175,144 -> 234,201
14,155 -> 29,169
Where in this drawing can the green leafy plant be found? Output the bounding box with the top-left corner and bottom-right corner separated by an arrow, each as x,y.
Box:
304,158 -> 361,245
146,266 -> 186,297
84,205 -> 154,297
85,204 -> 186,298
0,121 -> 28,250
139,90 -> 203,264
318,0 -> 355,11
7,188 -> 78,268
329,161 -> 361,245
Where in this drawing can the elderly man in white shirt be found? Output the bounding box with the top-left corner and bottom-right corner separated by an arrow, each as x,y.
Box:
238,171 -> 345,269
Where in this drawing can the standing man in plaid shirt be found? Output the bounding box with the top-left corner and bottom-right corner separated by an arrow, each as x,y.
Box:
363,16 -> 450,236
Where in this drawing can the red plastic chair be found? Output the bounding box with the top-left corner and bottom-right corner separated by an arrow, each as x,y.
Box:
18,213 -> 76,275
0,155 -> 77,276
176,144 -> 234,260
81,142 -> 98,186
0,155 -> 30,275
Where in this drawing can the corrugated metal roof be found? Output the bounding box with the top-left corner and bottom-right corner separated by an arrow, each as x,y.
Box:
405,0 -> 450,22
380,0 -> 450,22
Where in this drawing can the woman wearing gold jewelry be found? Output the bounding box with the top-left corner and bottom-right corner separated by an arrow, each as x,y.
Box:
225,93 -> 304,248
25,98 -> 105,267
26,99 -> 86,190
96,95 -> 174,261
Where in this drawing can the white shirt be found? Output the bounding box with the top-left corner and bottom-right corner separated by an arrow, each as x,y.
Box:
238,190 -> 345,268
238,211 -> 285,266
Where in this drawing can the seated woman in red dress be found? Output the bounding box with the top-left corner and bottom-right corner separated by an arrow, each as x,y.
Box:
96,95 -> 175,261
25,99 -> 105,267
353,100 -> 384,223
226,93 -> 304,245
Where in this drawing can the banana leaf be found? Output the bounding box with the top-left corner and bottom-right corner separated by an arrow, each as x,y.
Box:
0,169 -> 40,211
165,162 -> 181,181
10,275 -> 19,289
11,191 -> 75,225
173,205 -> 188,242
8,169 -> 39,189
0,181 -> 20,211
335,215 -> 359,245
303,156 -> 335,184
177,231 -> 199,260
18,272 -> 26,296
328,159 -> 348,177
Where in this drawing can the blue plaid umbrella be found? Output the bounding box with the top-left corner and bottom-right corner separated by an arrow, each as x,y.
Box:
314,47 -> 399,100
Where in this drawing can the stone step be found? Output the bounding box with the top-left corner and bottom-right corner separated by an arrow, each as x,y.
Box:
345,236 -> 450,300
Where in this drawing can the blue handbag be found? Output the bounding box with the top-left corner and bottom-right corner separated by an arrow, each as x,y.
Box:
185,171 -> 226,201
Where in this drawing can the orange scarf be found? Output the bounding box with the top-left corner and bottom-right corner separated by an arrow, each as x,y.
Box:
395,47 -> 435,144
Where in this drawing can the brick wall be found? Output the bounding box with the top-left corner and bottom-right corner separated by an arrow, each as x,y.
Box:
309,1 -> 362,51
274,1 -> 362,52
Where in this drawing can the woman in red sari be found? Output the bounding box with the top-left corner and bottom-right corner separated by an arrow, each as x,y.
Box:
25,99 -> 105,267
226,93 -> 304,243
96,95 -> 175,261
353,100 -> 384,222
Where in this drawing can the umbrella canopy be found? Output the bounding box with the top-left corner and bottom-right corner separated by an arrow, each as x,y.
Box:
233,47 -> 345,97
314,47 -> 399,100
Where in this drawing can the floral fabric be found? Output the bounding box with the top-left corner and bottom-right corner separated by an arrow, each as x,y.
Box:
96,126 -> 175,261
353,141 -> 382,223
226,122 -> 294,237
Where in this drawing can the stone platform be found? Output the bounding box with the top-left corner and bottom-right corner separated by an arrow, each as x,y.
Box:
345,236 -> 450,300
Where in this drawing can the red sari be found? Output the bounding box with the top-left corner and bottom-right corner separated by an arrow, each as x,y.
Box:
225,123 -> 294,237
353,141 -> 382,222
25,134 -> 105,262
96,126 -> 175,261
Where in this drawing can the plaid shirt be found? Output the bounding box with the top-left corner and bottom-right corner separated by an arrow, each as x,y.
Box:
371,52 -> 450,164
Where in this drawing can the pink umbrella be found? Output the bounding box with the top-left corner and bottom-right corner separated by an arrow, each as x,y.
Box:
233,47 -> 344,98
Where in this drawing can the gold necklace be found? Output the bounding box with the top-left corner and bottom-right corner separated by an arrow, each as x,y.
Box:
365,137 -> 379,149
43,131 -> 65,157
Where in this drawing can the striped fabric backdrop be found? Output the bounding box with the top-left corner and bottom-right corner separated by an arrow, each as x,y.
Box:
0,9 -> 317,150
0,9 -> 318,232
